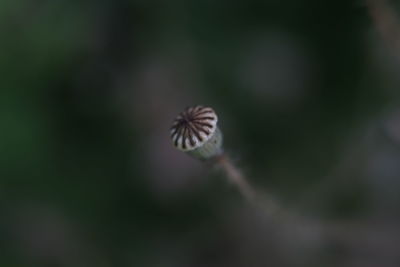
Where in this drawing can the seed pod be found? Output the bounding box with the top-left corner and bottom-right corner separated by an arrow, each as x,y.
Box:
170,105 -> 223,160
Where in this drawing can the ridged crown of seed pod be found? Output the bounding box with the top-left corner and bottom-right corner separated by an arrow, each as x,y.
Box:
170,106 -> 218,151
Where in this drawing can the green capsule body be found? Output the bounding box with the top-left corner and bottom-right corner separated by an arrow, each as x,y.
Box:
187,127 -> 223,160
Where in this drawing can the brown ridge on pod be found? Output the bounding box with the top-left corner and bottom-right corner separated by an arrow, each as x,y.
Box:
170,105 -> 218,151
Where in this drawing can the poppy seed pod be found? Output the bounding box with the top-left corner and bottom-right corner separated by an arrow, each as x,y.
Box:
170,105 -> 223,160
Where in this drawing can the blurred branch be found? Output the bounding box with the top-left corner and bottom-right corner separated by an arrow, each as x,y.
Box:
366,0 -> 400,59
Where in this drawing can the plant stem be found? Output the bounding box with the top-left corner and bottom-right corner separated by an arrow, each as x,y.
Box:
215,153 -> 256,201
215,153 -> 283,217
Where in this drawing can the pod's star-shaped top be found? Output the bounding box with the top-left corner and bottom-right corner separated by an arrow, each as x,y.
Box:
170,106 -> 218,151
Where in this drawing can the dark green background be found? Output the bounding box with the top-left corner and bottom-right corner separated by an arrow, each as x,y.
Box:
1,0 -> 400,266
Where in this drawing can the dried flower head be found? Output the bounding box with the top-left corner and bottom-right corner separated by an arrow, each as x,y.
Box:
170,105 -> 223,160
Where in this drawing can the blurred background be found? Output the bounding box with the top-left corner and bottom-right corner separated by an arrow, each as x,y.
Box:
1,0 -> 400,266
